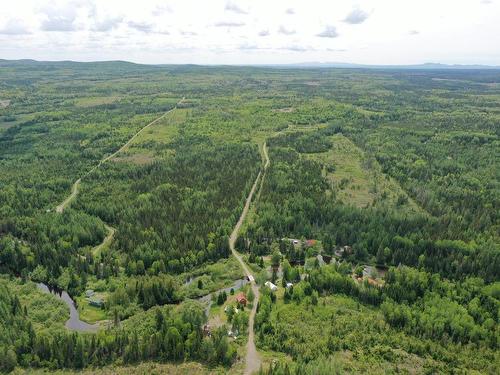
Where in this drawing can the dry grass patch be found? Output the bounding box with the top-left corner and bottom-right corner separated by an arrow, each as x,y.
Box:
305,134 -> 421,212
273,107 -> 295,113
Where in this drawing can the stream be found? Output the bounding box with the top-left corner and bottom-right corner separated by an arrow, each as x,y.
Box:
36,277 -> 248,331
37,283 -> 99,333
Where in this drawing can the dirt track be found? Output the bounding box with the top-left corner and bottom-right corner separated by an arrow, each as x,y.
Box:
55,98 -> 185,213
229,142 -> 269,375
92,224 -> 115,257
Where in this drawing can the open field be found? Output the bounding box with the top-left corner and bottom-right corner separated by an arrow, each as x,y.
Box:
305,133 -> 421,211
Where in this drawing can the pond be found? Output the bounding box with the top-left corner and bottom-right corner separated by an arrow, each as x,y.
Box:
37,283 -> 99,333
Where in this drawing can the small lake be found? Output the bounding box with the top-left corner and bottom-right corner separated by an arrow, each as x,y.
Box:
37,283 -> 99,333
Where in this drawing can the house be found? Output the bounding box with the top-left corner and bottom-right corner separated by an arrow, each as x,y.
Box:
305,239 -> 317,247
236,292 -> 247,306
85,290 -> 95,298
265,281 -> 278,292
334,245 -> 353,258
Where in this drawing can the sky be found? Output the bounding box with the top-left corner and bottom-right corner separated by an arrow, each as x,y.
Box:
0,0 -> 499,65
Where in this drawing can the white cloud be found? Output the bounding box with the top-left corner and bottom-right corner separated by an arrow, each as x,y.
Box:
278,25 -> 295,35
0,19 -> 31,35
38,2 -> 82,32
41,16 -> 77,31
316,25 -> 339,38
344,8 -> 370,24
214,21 -> 245,27
0,0 -> 498,65
153,4 -> 173,15
92,16 -> 123,32
128,21 -> 154,33
281,45 -> 309,52
181,30 -> 198,36
225,1 -> 248,14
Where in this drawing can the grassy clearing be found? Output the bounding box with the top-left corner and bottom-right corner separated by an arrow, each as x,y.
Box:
180,257 -> 245,299
75,294 -> 108,323
113,108 -> 190,164
133,107 -> 189,146
305,133 -> 420,211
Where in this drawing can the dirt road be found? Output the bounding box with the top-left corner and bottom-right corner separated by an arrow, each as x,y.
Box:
229,142 -> 270,375
56,178 -> 81,213
92,224 -> 115,257
55,98 -> 185,213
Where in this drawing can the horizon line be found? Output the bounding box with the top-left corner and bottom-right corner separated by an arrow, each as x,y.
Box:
1,58 -> 500,69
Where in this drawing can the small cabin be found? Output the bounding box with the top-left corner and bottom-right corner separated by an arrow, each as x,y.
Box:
236,293 -> 247,306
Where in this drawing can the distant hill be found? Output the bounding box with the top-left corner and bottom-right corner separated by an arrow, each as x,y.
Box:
263,62 -> 500,70
1,59 -> 499,70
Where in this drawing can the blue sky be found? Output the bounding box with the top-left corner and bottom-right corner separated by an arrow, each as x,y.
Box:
0,0 -> 499,65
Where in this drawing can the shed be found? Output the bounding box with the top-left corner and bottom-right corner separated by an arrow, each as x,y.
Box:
265,281 -> 278,292
89,298 -> 104,308
85,290 -> 95,298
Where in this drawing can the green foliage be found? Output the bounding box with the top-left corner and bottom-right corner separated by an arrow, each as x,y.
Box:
0,60 -> 499,373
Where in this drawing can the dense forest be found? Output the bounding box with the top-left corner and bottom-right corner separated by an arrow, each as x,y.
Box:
0,61 -> 499,374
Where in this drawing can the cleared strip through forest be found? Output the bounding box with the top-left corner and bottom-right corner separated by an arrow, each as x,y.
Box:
229,142 -> 269,375
55,97 -> 185,213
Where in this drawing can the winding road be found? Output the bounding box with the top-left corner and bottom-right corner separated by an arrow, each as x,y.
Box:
56,97 -> 185,213
92,224 -> 115,257
229,142 -> 269,375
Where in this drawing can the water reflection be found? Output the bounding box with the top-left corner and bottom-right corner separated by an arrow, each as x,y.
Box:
37,283 -> 99,333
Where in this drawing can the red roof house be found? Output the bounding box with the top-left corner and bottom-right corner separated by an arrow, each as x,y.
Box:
236,293 -> 247,306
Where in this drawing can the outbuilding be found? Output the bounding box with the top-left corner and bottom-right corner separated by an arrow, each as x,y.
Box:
85,290 -> 95,298
89,298 -> 104,308
265,281 -> 278,292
